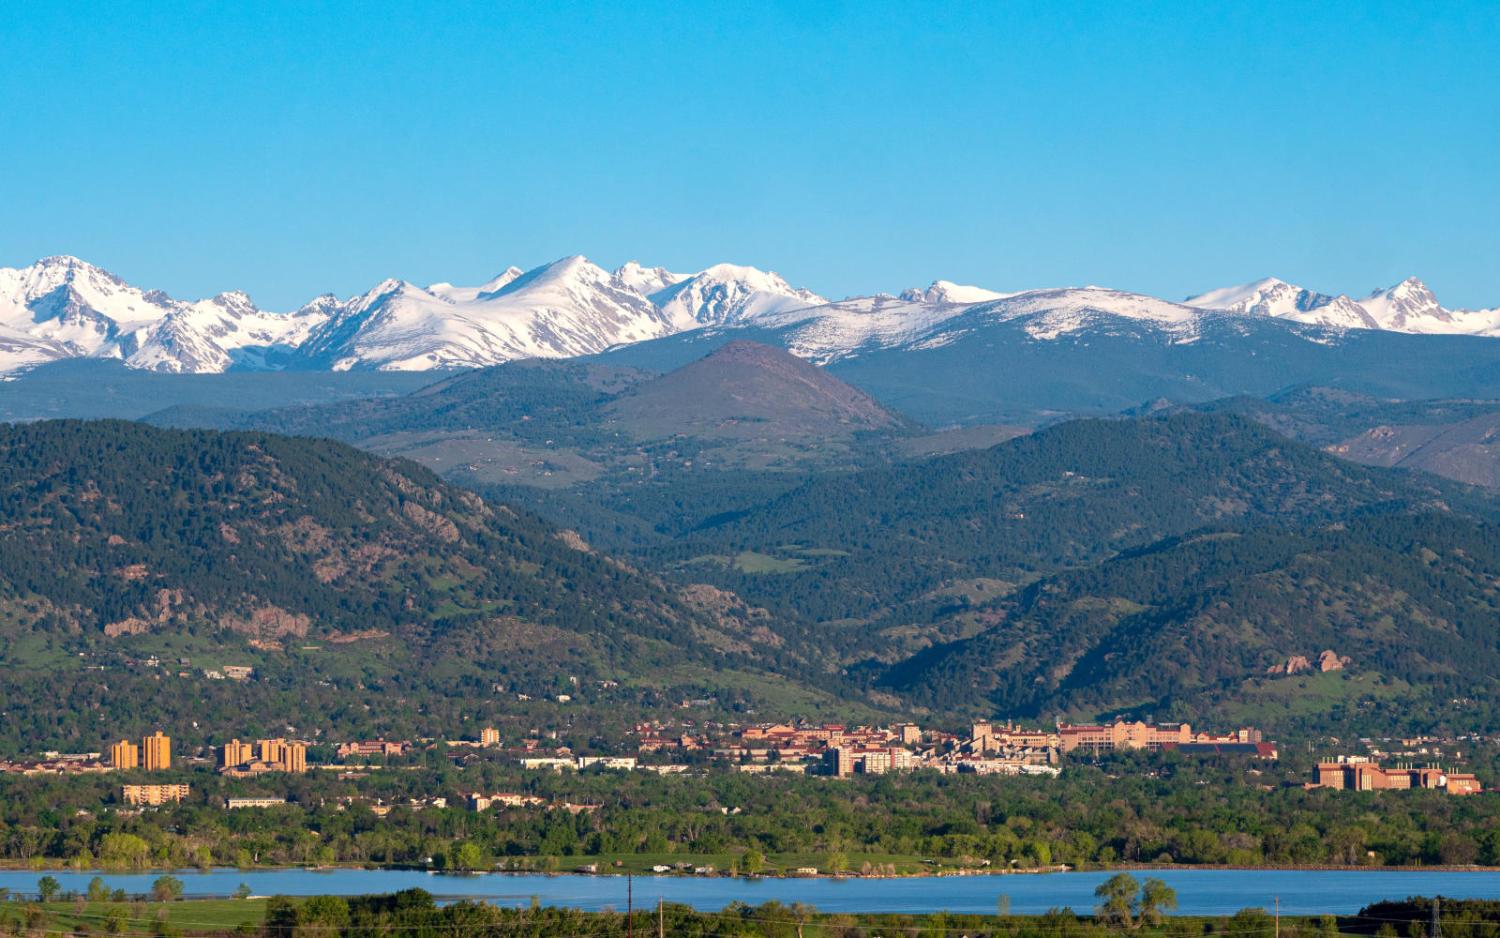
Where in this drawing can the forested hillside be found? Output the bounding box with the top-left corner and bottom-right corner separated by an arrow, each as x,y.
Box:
11,410 -> 1500,742
1163,388 -> 1500,490
0,421 -> 680,649
0,421 -> 848,751
146,359 -> 645,446
884,511 -> 1500,727
654,413 -> 1483,627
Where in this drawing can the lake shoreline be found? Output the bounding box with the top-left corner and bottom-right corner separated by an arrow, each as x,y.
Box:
8,867 -> 1500,916
5,862 -> 1499,878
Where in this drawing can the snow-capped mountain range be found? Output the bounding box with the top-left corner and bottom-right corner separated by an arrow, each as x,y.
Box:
1,253 -> 1496,376
1183,276 -> 1500,334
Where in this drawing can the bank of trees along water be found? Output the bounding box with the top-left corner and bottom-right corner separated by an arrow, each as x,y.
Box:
4,761 -> 1500,873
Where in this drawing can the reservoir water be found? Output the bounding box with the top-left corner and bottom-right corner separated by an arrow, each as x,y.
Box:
3,868 -> 1500,915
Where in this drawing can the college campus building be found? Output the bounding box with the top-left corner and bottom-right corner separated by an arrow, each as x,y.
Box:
1055,721 -> 1265,753
122,783 -> 190,806
1312,757 -> 1482,795
632,717 -> 1279,778
221,737 -> 307,775
335,740 -> 411,759
822,745 -> 915,777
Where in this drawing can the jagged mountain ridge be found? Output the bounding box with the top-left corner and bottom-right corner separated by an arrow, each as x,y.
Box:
0,256 -> 326,374
3,253 -> 1497,379
651,264 -> 826,329
1187,275 -> 1500,333
0,255 -> 825,376
293,256 -> 677,371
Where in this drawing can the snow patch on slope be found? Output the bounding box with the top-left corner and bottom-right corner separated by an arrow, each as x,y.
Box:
752,293 -> 975,363
989,288 -> 1205,341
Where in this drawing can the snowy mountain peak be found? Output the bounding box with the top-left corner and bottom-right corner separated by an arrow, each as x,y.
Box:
5,253 -> 1499,378
1186,277 -> 1375,329
428,267 -> 524,303
899,280 -> 1012,305
208,290 -> 257,313
359,278 -> 417,303
1360,277 -> 1449,329
294,254 -> 674,372
651,263 -> 825,329
1184,277 -> 1289,309
14,255 -> 138,306
28,255 -> 122,285
988,287 -> 1207,341
1386,275 -> 1429,295
486,266 -> 526,289
613,261 -> 688,298
483,254 -> 601,299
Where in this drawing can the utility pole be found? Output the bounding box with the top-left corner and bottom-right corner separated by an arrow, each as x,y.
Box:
658,897 -> 664,938
627,874 -> 633,938
1431,896 -> 1442,938
1274,897 -> 1279,938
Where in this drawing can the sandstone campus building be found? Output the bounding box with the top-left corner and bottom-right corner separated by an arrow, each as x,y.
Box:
1312,756 -> 1481,795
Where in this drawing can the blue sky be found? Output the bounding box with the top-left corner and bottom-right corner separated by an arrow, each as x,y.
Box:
3,1 -> 1498,309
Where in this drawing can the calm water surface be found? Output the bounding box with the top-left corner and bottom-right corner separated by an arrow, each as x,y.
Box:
3,868 -> 1500,915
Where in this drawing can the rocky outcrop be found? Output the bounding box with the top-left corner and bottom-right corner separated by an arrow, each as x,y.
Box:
1319,649 -> 1350,672
1267,649 -> 1350,675
220,605 -> 311,640
1267,655 -> 1312,675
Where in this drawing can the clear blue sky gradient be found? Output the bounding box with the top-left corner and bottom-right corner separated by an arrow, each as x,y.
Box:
3,1 -> 1497,309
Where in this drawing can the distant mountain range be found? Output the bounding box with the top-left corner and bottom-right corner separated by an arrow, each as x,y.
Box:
3,253 -> 1496,379
599,305 -> 1500,427
0,254 -> 824,375
1185,276 -> 1500,333
146,341 -> 923,485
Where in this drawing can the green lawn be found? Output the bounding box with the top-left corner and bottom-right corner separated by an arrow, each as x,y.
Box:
1214,670 -> 1412,724
34,898 -> 266,935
